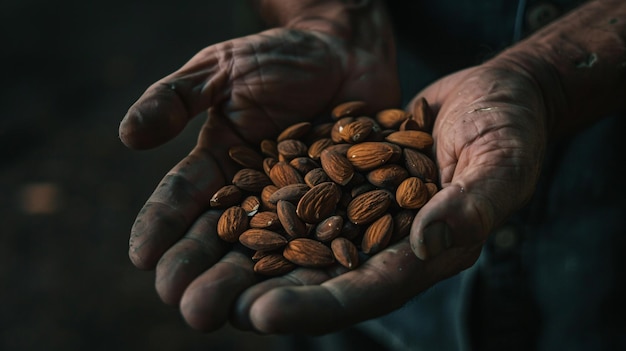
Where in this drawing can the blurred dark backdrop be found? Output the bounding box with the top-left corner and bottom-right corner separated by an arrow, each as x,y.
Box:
0,1 -> 287,350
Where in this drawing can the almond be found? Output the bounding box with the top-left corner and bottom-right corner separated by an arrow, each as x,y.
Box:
346,189 -> 393,225
340,119 -> 373,143
253,254 -> 297,276
320,149 -> 354,186
232,168 -> 273,192
249,211 -> 282,230
241,195 -> 261,216
331,100 -> 369,119
296,181 -> 342,223
276,200 -> 307,238
260,139 -> 278,158
396,177 -> 429,209
268,183 -> 310,204
269,161 -> 304,187
216,206 -> 249,243
289,156 -> 320,174
425,182 -> 439,200
277,139 -> 308,161
283,238 -> 335,267
260,184 -> 279,211
361,213 -> 394,255
366,164 -> 409,190
346,142 -> 397,172
385,130 -> 434,150
314,215 -> 343,242
375,108 -> 409,129
330,117 -> 354,143
304,167 -> 331,188
305,122 -> 334,144
413,96 -> 435,132
239,228 -> 288,251
390,209 -> 415,243
228,145 -> 264,171
307,138 -> 334,160
403,148 -> 438,182
209,184 -> 243,208
331,237 -> 359,269
262,157 -> 277,177
399,118 -> 421,131
277,121 -> 312,142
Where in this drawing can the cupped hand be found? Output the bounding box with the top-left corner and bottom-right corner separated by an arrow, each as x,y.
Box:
225,62 -> 551,335
119,26 -> 399,329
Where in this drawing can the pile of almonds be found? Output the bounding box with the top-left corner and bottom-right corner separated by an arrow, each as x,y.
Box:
210,98 -> 439,276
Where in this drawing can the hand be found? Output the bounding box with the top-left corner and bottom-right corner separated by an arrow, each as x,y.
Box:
226,62 -> 549,335
119,25 -> 399,330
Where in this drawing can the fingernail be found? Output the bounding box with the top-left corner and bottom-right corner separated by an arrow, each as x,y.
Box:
421,221 -> 452,259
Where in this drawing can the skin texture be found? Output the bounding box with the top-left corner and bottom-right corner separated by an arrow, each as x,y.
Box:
119,0 -> 626,335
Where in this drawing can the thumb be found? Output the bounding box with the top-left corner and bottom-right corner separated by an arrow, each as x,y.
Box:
410,183 -> 493,261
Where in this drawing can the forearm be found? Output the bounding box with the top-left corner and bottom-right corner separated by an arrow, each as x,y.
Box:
493,0 -> 626,137
251,0 -> 394,50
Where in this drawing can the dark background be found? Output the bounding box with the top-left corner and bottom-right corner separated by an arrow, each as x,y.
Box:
0,0 -> 287,350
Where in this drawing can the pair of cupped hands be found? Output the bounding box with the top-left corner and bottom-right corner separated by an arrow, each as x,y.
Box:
119,26 -> 547,334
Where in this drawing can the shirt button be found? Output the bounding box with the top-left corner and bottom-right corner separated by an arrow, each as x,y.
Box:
526,3 -> 561,32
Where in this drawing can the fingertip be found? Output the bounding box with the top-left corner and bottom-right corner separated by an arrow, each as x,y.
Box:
119,86 -> 190,150
410,221 -> 451,260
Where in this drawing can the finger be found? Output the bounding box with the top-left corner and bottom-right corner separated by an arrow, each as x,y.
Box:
179,246 -> 260,332
155,210 -> 230,306
246,240 -> 433,335
119,46 -> 229,150
232,266 -> 345,331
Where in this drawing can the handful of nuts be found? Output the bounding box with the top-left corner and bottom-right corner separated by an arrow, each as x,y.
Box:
210,98 -> 439,276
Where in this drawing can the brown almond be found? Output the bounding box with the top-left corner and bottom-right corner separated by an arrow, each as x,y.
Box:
283,238 -> 335,267
232,168 -> 273,192
269,161 -> 304,188
346,142 -> 396,172
276,200 -> 307,238
385,130 -> 434,150
350,182 -> 377,198
340,119 -> 373,143
425,182 -> 439,200
209,184 -> 243,208
331,237 -> 359,269
330,117 -> 354,143
277,121 -> 312,142
346,189 -> 393,225
260,139 -> 279,158
268,183 -> 310,204
241,195 -> 261,216
277,139 -> 308,161
331,100 -> 369,119
262,157 -> 278,177
396,177 -> 429,209
296,181 -> 342,223
399,118 -> 421,131
254,254 -> 297,276
304,167 -> 332,188
340,220 -> 363,241
391,209 -> 415,243
361,213 -> 394,255
307,138 -> 334,160
403,148 -> 438,182
413,96 -> 435,132
216,206 -> 249,243
261,185 -> 279,211
366,164 -> 409,190
249,211 -> 282,230
320,149 -> 355,186
289,156 -> 320,174
239,228 -> 288,251
228,145 -> 264,170
376,108 -> 409,129
314,215 -> 343,242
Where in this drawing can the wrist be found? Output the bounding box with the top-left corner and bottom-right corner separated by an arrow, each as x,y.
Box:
488,0 -> 626,139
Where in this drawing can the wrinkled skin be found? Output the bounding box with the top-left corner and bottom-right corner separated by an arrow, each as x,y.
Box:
119,26 -> 547,334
